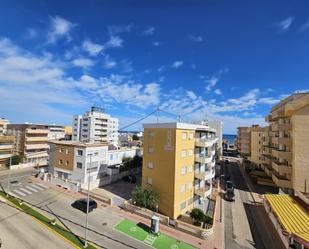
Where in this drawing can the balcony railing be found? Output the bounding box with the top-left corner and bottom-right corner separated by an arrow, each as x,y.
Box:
271,148 -> 292,160
194,171 -> 205,180
272,174 -> 292,189
0,144 -> 14,150
271,137 -> 291,146
195,137 -> 217,148
25,143 -> 49,150
26,129 -> 48,134
271,161 -> 292,174
194,154 -> 212,164
26,136 -> 49,142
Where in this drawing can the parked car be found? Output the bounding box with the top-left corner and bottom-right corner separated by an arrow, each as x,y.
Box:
225,173 -> 231,181
122,175 -> 137,184
224,158 -> 230,164
71,198 -> 97,213
226,181 -> 234,192
225,181 -> 235,201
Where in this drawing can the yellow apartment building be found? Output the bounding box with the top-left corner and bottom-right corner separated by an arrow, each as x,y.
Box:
262,93 -> 309,194
248,125 -> 265,167
0,135 -> 15,166
142,122 -> 218,219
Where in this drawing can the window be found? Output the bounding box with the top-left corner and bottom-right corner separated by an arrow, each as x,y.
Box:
148,162 -> 153,169
187,165 -> 193,173
180,184 -> 186,193
59,159 -> 63,165
76,162 -> 82,169
181,150 -> 186,157
182,132 -> 187,140
188,149 -> 193,156
148,131 -> 155,138
94,151 -> 99,156
189,133 -> 194,140
181,167 -> 186,175
148,147 -> 154,153
180,201 -> 186,210
65,160 -> 69,166
77,150 -> 83,156
147,177 -> 153,185
59,148 -> 64,153
65,149 -> 69,155
188,182 -> 193,190
187,197 -> 194,205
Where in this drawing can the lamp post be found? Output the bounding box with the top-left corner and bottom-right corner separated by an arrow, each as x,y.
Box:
84,154 -> 92,248
7,156 -> 12,196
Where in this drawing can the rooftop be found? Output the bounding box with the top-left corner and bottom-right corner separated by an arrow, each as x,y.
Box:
143,122 -> 216,132
49,140 -> 108,147
264,194 -> 309,243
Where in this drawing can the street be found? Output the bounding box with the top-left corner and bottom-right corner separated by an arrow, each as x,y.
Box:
0,198 -> 74,249
222,159 -> 285,249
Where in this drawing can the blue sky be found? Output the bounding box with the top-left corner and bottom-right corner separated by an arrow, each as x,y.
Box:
0,0 -> 309,134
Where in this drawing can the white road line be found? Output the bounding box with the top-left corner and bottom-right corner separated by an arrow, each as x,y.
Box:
13,189 -> 26,197
35,183 -> 49,189
30,184 -> 45,191
8,192 -> 19,198
18,187 -> 32,195
25,186 -> 38,192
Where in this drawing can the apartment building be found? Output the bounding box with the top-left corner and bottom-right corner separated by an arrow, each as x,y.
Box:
262,93 -> 309,194
142,122 -> 218,219
0,135 -> 15,166
236,127 -> 251,155
72,107 -> 119,146
0,118 -> 9,135
49,141 -> 108,190
47,125 -> 66,140
206,120 -> 223,156
7,124 -> 49,166
248,125 -> 265,167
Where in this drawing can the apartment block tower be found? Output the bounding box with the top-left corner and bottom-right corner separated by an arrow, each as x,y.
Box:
248,125 -> 265,167
7,124 -> 49,166
236,127 -> 250,155
262,93 -> 309,194
72,107 -> 119,146
142,122 -> 218,219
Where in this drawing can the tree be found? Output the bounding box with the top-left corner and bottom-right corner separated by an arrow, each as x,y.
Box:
190,208 -> 205,226
6,155 -> 22,167
132,134 -> 139,141
131,186 -> 158,210
203,214 -> 213,225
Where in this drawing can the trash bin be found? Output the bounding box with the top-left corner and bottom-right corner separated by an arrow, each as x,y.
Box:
151,215 -> 160,234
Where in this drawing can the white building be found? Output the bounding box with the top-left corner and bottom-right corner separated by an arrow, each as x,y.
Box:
72,107 -> 119,146
107,147 -> 138,166
206,120 -> 223,156
47,125 -> 66,140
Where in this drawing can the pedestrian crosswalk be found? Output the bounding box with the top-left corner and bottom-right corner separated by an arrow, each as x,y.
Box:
9,183 -> 49,198
144,234 -> 156,246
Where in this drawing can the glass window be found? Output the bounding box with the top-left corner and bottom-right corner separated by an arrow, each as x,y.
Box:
59,159 -> 63,164
65,160 -> 69,166
147,177 -> 152,185
189,133 -> 194,140
65,149 -> 69,154
182,132 -> 187,140
188,165 -> 193,173
148,162 -> 153,169
188,149 -> 193,156
77,150 -> 83,156
181,150 -> 186,157
148,147 -> 154,153
59,148 -> 64,153
180,184 -> 186,193
76,162 -> 82,169
180,201 -> 186,210
181,167 -> 186,175
148,131 -> 154,138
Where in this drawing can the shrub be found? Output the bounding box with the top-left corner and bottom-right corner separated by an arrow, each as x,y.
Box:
190,208 -> 205,225
131,186 -> 158,210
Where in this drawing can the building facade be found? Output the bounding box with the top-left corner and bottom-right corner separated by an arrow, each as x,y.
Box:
7,124 -> 49,166
261,93 -> 309,194
72,107 -> 119,146
0,135 -> 15,166
0,118 -> 9,135
47,125 -> 66,140
49,141 -> 108,190
248,125 -> 265,167
142,122 -> 218,219
236,127 -> 251,155
206,120 -> 223,156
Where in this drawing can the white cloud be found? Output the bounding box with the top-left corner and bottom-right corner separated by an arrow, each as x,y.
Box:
277,17 -> 294,32
189,35 -> 203,42
153,41 -> 160,46
258,97 -> 279,105
47,16 -> 75,44
142,27 -> 155,36
205,68 -> 228,92
214,89 -> 222,95
103,56 -> 117,69
83,40 -> 104,56
107,24 -> 133,35
171,61 -> 183,68
187,91 -> 197,100
72,58 -> 95,68
105,36 -> 123,48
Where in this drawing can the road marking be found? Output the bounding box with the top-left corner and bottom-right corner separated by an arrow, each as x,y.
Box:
13,189 -> 26,196
31,184 -> 45,191
18,187 -> 32,195
26,186 -> 39,192
8,192 -> 19,198
35,183 -> 49,189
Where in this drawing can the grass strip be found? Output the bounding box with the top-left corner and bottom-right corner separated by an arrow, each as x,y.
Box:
0,191 -> 96,249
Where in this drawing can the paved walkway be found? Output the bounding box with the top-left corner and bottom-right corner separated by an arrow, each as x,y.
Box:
30,176 -> 225,249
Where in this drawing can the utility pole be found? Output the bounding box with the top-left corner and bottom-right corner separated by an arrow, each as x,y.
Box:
7,156 -> 12,196
84,154 -> 92,248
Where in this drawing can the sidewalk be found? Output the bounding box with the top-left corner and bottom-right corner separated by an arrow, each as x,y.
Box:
31,177 -> 225,249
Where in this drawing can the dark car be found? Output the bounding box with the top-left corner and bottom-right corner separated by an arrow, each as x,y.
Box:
225,181 -> 235,201
122,175 -> 137,184
226,181 -> 234,192
72,198 -> 97,213
225,173 -> 231,181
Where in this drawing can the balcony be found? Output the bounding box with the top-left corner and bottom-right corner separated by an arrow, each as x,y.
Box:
194,171 -> 205,180
195,138 -> 216,147
25,143 -> 49,150
271,110 -> 285,120
272,148 -> 292,160
271,123 -> 292,132
263,163 -> 274,177
26,136 -> 49,142
262,147 -> 271,155
195,154 -> 212,164
194,185 -> 211,197
26,129 -> 48,134
0,144 -> 13,150
271,161 -> 292,174
0,154 -> 12,160
272,174 -> 292,189
271,137 -> 291,146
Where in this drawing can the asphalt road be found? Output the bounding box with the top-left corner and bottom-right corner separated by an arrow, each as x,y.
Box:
0,198 -> 74,249
223,159 -> 284,249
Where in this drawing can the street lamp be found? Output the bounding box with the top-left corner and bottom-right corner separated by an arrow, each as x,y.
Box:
84,153 -> 93,248
7,156 -> 12,196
